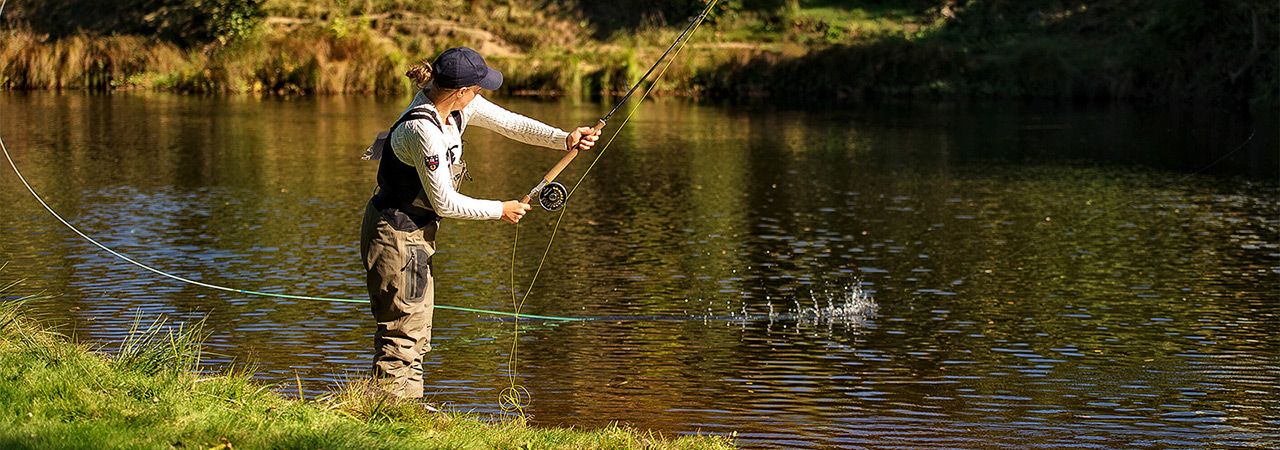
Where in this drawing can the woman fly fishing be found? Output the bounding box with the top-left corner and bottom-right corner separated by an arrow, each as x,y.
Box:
360,46 -> 600,399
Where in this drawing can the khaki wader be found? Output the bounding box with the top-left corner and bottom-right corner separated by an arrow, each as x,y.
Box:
359,159 -> 466,399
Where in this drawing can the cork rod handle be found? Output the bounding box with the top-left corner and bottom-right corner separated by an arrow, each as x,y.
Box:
521,119 -> 606,204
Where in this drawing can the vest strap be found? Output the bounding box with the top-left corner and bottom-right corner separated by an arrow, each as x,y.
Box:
371,107 -> 466,232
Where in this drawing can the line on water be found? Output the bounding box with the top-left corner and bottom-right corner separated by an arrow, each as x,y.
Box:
0,0 -> 585,322
0,129 -> 584,322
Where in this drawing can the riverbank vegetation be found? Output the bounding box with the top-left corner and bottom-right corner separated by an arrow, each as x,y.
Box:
0,297 -> 734,449
0,1 -> 1275,105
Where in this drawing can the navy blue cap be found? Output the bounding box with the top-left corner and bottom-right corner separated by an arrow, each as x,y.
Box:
432,47 -> 503,90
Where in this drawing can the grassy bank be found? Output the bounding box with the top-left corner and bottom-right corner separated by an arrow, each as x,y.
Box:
0,299 -> 734,449
0,1 -> 1275,105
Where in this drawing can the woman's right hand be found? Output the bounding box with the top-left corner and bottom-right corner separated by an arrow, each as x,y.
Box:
567,125 -> 602,152
501,200 -> 532,223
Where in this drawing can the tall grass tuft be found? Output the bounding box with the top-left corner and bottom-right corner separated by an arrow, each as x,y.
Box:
1,263 -> 54,358
113,310 -> 207,376
0,29 -> 184,90
1,263 -> 37,323
0,267 -> 80,372
318,375 -> 439,423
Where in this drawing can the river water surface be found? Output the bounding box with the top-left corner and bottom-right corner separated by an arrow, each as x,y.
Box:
1,92 -> 1277,449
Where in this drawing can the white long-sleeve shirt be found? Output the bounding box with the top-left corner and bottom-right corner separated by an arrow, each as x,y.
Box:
389,89 -> 570,220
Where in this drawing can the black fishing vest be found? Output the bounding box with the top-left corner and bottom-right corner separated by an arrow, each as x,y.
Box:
372,108 -> 465,232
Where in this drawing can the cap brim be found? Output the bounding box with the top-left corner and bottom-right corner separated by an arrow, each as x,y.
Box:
477,67 -> 503,90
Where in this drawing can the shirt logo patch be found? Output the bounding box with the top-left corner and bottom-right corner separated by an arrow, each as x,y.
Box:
426,155 -> 440,171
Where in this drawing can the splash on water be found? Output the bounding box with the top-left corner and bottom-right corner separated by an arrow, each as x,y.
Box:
799,284 -> 878,325
763,284 -> 878,327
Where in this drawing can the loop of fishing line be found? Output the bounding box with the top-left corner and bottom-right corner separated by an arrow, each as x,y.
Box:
0,136 -> 587,321
502,0 -> 719,415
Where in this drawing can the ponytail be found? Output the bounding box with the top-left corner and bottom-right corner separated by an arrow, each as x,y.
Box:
406,59 -> 434,89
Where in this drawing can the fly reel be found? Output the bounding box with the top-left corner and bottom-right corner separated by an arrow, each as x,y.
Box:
537,181 -> 568,211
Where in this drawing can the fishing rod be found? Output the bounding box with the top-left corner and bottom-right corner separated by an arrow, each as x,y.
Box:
501,0 -> 720,414
521,0 -> 717,211
0,0 -> 713,324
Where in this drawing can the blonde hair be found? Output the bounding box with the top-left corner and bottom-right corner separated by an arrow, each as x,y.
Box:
406,59 -> 434,89
406,58 -> 466,96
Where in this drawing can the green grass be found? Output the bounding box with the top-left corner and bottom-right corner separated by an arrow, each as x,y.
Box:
0,288 -> 735,449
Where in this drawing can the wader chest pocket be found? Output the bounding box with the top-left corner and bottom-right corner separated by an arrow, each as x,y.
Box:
404,245 -> 432,302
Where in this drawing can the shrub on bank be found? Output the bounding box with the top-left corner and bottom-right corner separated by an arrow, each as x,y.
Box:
0,0 -> 1274,105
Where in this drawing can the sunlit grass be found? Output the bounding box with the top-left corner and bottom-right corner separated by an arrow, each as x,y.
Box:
0,0 -> 926,95
0,275 -> 735,449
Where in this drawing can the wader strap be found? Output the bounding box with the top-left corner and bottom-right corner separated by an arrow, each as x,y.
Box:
372,108 -> 467,232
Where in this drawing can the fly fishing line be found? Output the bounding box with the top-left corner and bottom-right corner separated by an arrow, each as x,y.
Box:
501,0 -> 719,415
0,0 -> 585,322
0,134 -> 587,320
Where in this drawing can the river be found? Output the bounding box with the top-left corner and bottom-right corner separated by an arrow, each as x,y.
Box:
1,92 -> 1277,449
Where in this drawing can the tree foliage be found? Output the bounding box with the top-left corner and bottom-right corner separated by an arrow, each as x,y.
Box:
943,0 -> 1277,103
2,0 -> 265,46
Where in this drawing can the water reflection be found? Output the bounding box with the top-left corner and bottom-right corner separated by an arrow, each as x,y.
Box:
2,92 -> 1277,448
